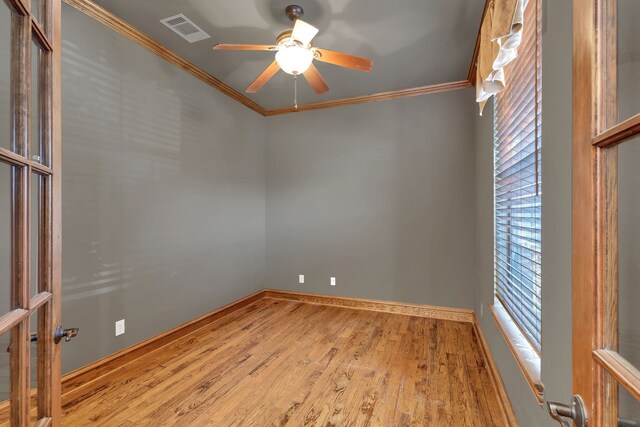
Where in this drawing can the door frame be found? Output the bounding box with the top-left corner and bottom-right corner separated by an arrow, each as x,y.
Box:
0,0 -> 61,425
573,0 -> 640,425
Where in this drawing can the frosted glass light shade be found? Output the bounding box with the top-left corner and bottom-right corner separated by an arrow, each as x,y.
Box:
275,45 -> 313,75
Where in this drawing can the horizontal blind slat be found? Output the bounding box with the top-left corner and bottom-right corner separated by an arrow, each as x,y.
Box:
496,285 -> 542,333
495,255 -> 542,294
495,242 -> 541,270
495,251 -> 542,283
495,270 -> 542,310
496,287 -> 541,338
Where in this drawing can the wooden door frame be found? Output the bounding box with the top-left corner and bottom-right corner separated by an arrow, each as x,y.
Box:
0,0 -> 61,425
573,0 -> 640,424
572,0 -> 597,419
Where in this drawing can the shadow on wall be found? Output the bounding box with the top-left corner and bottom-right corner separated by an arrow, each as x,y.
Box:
59,4 -> 266,376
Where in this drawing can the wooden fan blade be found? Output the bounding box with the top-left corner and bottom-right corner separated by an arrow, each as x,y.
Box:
291,19 -> 319,45
246,61 -> 281,93
303,63 -> 329,94
213,44 -> 276,51
314,48 -> 372,72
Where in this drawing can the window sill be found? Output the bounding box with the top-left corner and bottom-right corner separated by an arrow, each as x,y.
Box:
490,302 -> 544,404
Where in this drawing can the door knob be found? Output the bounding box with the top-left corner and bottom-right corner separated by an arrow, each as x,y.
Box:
547,395 -> 588,427
54,325 -> 79,343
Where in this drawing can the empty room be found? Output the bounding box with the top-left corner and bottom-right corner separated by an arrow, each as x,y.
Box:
0,0 -> 639,425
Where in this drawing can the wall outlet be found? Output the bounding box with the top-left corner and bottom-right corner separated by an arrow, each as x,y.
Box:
299,274 -> 305,284
330,277 -> 336,286
480,304 -> 484,317
115,319 -> 125,336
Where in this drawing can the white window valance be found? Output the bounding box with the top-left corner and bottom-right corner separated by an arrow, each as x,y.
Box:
476,0 -> 528,115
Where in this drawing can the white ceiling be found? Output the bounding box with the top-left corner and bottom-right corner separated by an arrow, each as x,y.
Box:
90,0 -> 484,110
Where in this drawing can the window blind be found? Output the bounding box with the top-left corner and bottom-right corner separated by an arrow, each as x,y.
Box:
494,0 -> 542,352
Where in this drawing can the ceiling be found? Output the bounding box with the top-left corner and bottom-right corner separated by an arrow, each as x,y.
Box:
90,0 -> 483,110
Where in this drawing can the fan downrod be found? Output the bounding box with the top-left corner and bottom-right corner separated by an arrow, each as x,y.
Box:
285,5 -> 304,21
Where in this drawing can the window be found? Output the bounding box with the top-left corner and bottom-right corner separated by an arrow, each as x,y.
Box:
493,0 -> 542,354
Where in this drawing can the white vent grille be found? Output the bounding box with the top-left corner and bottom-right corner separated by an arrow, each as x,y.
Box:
160,14 -> 210,43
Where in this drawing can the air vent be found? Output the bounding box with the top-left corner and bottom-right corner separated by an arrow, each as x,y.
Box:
160,14 -> 210,43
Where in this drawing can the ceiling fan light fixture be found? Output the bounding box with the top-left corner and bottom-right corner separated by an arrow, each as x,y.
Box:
275,43 -> 314,75
214,4 -> 372,95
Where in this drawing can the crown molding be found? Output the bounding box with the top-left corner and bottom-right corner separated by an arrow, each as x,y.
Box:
64,0 -> 480,116
264,80 -> 472,116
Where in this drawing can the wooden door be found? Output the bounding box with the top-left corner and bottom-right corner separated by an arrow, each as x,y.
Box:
573,0 -> 640,425
0,0 -> 61,425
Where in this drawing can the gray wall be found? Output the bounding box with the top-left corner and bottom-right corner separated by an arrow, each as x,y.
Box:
617,0 -> 640,417
266,90 -> 477,309
474,0 -> 573,425
60,4 -> 266,374
0,4 -> 13,397
619,140 -> 640,419
0,163 -> 9,399
0,165 -> 9,317
618,0 -> 640,122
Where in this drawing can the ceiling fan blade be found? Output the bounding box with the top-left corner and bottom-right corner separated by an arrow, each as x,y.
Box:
303,63 -> 329,94
246,61 -> 281,93
213,44 -> 276,51
291,19 -> 319,45
314,48 -> 372,72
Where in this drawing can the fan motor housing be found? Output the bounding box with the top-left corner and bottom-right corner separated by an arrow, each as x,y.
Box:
276,29 -> 294,45
276,30 -> 317,55
285,5 -> 304,21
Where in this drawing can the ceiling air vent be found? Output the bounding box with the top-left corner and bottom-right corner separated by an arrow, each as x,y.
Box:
160,14 -> 210,43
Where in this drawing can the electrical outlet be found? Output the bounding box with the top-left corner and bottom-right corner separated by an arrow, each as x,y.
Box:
480,304 -> 484,317
299,274 -> 305,284
115,319 -> 125,336
330,277 -> 336,286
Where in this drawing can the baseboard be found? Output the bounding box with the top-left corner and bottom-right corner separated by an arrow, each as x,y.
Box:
264,289 -> 475,323
471,313 -> 520,427
61,289 -> 267,401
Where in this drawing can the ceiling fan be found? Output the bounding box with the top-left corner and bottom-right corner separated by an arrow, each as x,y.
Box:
213,5 -> 372,95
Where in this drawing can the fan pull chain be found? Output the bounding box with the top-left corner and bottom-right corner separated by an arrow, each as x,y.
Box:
294,74 -> 298,109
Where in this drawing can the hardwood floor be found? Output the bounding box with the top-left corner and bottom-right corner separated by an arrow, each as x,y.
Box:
57,298 -> 507,426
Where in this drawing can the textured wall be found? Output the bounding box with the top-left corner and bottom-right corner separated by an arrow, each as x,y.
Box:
474,0 -> 574,425
59,4 -> 266,374
266,90 -> 477,309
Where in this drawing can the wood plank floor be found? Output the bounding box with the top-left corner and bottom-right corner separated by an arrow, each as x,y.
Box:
59,298 -> 507,426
